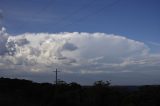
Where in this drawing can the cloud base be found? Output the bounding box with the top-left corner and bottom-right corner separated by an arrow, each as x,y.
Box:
0,27 -> 160,85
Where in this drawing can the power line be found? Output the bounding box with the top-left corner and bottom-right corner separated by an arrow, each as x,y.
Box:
34,0 -> 55,18
6,0 -> 96,32
49,0 -> 97,31
4,0 -> 55,32
55,0 -> 121,32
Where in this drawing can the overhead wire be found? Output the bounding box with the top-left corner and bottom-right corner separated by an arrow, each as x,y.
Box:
7,0 -> 97,33
47,0 -> 97,31
5,0 -> 55,33
55,0 -> 121,32
34,0 -> 54,18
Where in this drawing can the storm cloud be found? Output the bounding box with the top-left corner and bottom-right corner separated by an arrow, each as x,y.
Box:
0,27 -> 160,84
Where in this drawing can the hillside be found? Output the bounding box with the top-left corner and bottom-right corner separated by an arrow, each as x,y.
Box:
0,77 -> 160,106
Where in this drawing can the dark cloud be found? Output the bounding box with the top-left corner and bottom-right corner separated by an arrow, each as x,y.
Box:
62,42 -> 78,51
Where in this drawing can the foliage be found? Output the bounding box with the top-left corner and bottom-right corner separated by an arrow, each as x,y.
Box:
93,80 -> 111,87
0,77 -> 160,106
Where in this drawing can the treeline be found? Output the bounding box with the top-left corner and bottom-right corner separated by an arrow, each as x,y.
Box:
0,77 -> 160,106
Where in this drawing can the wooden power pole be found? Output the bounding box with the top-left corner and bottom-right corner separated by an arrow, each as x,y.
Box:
53,68 -> 60,85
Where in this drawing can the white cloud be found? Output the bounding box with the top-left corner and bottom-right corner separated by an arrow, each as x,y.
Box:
0,27 -> 160,84
149,41 -> 160,47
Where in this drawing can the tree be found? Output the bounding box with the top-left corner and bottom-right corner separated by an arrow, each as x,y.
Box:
93,80 -> 111,87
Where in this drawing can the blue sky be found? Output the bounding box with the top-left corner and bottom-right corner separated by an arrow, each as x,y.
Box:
0,0 -> 160,85
1,0 -> 160,42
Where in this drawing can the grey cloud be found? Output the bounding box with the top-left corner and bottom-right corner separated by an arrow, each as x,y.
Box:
62,42 -> 78,51
0,28 -> 160,85
0,27 -> 9,55
15,38 -> 29,46
0,30 -> 153,71
6,37 -> 29,55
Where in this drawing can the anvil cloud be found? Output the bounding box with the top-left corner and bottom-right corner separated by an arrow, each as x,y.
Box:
0,27 -> 160,84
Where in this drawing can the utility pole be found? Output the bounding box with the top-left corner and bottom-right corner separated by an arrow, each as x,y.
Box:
53,68 -> 60,85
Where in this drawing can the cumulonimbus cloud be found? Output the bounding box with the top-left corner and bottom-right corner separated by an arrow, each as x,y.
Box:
0,27 -> 160,76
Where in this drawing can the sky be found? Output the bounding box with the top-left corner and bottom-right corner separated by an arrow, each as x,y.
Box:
0,0 -> 160,85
